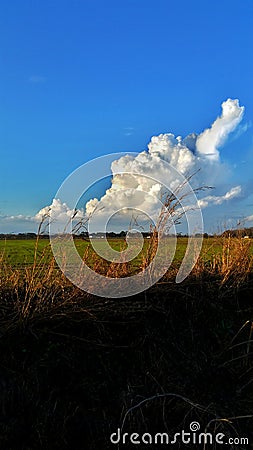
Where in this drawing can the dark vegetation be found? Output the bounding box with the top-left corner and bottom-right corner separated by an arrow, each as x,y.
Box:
0,235 -> 253,449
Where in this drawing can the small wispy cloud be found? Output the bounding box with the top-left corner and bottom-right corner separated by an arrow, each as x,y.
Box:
0,214 -> 31,222
229,120 -> 252,142
29,75 -> 47,84
123,126 -> 135,136
198,186 -> 242,209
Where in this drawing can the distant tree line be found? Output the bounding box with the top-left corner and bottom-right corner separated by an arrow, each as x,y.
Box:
1,227 -> 253,240
0,233 -> 51,240
0,233 -> 38,240
221,227 -> 253,238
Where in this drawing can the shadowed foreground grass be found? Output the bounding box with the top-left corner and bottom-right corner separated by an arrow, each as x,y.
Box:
0,237 -> 253,449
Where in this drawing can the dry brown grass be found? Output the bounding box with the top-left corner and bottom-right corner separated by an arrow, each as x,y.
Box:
1,232 -> 253,449
191,233 -> 253,286
216,235 -> 252,286
1,230 -> 253,313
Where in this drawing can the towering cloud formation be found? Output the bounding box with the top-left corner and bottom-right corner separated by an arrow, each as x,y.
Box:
0,98 -> 247,234
196,99 -> 244,161
85,98 -> 244,222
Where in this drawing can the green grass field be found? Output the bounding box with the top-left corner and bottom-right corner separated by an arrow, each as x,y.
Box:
0,236 -> 223,268
0,239 -> 50,266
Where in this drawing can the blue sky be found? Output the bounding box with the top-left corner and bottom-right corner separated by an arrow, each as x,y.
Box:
0,0 -> 253,233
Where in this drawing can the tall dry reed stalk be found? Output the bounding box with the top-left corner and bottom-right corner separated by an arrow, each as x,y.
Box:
218,234 -> 252,286
142,172 -> 211,277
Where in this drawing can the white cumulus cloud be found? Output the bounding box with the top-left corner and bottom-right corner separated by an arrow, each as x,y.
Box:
196,98 -> 244,161
85,99 -> 244,225
34,198 -> 84,222
2,98 -> 246,233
